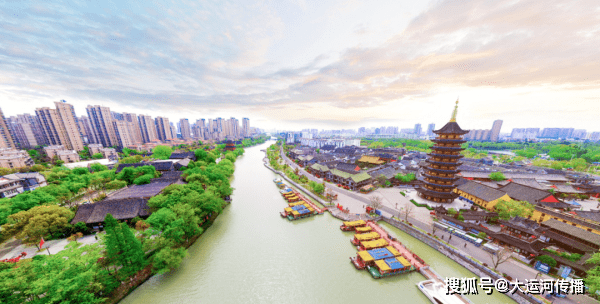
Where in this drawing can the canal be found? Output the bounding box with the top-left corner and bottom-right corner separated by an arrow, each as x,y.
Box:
122,141 -> 513,304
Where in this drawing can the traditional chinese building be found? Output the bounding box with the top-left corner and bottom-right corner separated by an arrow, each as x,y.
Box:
416,100 -> 469,203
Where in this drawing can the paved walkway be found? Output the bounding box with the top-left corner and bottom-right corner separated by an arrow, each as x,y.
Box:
0,234 -> 99,260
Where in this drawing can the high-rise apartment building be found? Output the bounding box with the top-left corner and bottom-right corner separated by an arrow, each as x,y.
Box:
540,128 -> 561,139
510,128 -> 540,140
179,119 -> 191,139
426,123 -> 435,136
590,132 -> 600,142
9,116 -> 38,148
490,120 -> 503,142
54,101 -> 84,151
558,128 -> 574,139
414,123 -> 422,136
571,129 -> 587,140
86,105 -> 119,147
122,113 -> 143,144
170,123 -> 177,139
138,115 -> 158,143
113,120 -> 139,147
36,101 -> 84,151
0,107 -> 16,149
155,117 -> 172,141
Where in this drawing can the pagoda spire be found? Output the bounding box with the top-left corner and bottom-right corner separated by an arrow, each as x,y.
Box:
449,99 -> 459,122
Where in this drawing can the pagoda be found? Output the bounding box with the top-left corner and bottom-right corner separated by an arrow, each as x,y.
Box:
415,100 -> 469,203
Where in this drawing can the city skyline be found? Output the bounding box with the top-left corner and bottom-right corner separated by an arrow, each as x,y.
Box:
1,1 -> 599,131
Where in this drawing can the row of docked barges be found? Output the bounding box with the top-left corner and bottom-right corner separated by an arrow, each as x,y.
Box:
275,178 -> 323,221
340,220 -> 416,279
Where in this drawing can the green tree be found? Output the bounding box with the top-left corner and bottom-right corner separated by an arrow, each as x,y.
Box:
28,149 -> 39,158
152,145 -> 173,160
494,199 -> 534,220
536,255 -> 557,268
90,163 -> 108,172
152,246 -> 187,275
1,205 -> 73,244
488,172 -> 506,181
117,167 -> 136,185
92,153 -> 104,159
395,173 -> 416,183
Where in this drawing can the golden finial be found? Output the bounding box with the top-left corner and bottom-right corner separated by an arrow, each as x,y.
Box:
449,98 -> 459,122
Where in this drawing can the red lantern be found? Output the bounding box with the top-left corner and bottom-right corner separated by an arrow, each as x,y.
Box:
530,254 -> 535,257
500,225 -> 504,228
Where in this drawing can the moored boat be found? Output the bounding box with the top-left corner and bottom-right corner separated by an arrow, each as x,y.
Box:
354,226 -> 373,234
367,256 -> 414,279
340,220 -> 367,231
351,232 -> 380,245
350,246 -> 401,270
359,239 -> 389,251
273,178 -> 282,183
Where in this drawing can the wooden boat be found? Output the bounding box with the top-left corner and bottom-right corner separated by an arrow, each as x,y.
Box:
351,232 -> 380,245
340,220 -> 367,231
367,256 -> 414,279
359,239 -> 389,251
355,226 -> 373,234
350,246 -> 401,270
273,178 -> 282,183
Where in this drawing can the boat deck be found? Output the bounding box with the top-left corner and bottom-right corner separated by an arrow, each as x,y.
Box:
366,222 -> 425,270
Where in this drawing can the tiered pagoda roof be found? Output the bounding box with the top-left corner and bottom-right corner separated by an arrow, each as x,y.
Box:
415,100 -> 468,203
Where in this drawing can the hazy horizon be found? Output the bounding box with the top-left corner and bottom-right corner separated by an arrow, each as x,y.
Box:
1,1 -> 599,132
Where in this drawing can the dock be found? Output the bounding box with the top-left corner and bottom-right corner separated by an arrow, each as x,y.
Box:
366,222 -> 472,303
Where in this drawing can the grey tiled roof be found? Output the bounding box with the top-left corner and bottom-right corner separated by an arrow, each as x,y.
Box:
71,198 -> 151,224
498,182 -> 555,205
542,219 -> 600,246
456,180 -> 507,202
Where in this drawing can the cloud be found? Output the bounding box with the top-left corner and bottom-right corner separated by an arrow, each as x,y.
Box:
0,0 -> 599,130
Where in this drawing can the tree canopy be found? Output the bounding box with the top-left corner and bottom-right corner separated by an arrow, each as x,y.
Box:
488,172 -> 506,181
494,199 -> 534,220
152,145 -> 173,160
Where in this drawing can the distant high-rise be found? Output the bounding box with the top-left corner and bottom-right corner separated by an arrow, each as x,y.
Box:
590,132 -> 600,142
78,116 -> 96,144
9,116 -> 37,148
414,123 -> 422,136
138,115 -> 158,143
155,117 -> 172,141
242,118 -> 250,137
558,128 -> 574,139
490,120 -> 503,142
86,105 -> 119,147
571,129 -> 587,140
113,120 -> 139,147
35,101 -> 84,151
122,113 -> 143,144
179,119 -> 191,139
540,128 -> 561,139
0,107 -> 16,149
426,123 -> 435,136
510,128 -> 539,140
54,101 -> 84,151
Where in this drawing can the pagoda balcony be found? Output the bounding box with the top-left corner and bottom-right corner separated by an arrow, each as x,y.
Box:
426,167 -> 461,174
431,138 -> 466,144
431,145 -> 463,151
429,152 -> 464,159
425,159 -> 462,167
415,186 -> 459,199
422,180 -> 456,189
426,159 -> 462,166
422,172 -> 459,182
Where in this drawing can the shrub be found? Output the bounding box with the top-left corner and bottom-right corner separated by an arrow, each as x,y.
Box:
536,255 -> 557,268
106,180 -> 127,190
133,174 -> 153,185
400,192 -> 406,196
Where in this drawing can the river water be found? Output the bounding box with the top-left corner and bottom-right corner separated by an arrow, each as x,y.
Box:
122,141 -> 512,304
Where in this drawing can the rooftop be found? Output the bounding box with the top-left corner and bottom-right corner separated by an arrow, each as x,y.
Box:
456,180 -> 507,202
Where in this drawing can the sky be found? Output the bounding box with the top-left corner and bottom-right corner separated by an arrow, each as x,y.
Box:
1,0 -> 599,132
